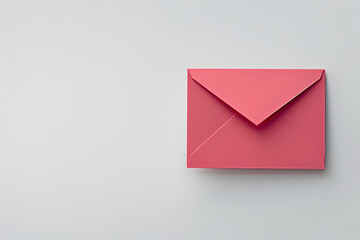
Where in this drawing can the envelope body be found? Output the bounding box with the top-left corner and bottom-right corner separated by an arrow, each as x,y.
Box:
187,69 -> 325,169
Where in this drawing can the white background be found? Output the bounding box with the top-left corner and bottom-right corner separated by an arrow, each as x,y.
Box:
0,1 -> 359,239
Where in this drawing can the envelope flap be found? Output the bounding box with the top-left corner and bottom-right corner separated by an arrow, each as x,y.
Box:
189,69 -> 324,125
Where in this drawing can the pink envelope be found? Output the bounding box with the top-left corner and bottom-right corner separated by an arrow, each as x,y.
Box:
187,69 -> 325,169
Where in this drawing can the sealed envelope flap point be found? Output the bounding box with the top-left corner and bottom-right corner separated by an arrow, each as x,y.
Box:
189,69 -> 324,125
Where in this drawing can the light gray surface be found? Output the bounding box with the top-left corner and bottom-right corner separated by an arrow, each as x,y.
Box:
0,1 -> 359,240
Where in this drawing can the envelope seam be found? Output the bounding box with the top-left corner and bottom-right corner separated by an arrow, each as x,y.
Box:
279,116 -> 324,159
189,114 -> 237,161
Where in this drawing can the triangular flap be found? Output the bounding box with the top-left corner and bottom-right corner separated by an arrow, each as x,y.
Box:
188,69 -> 324,125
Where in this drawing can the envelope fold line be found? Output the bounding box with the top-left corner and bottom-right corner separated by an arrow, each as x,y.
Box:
189,113 -> 324,169
189,113 -> 237,163
279,116 -> 324,159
